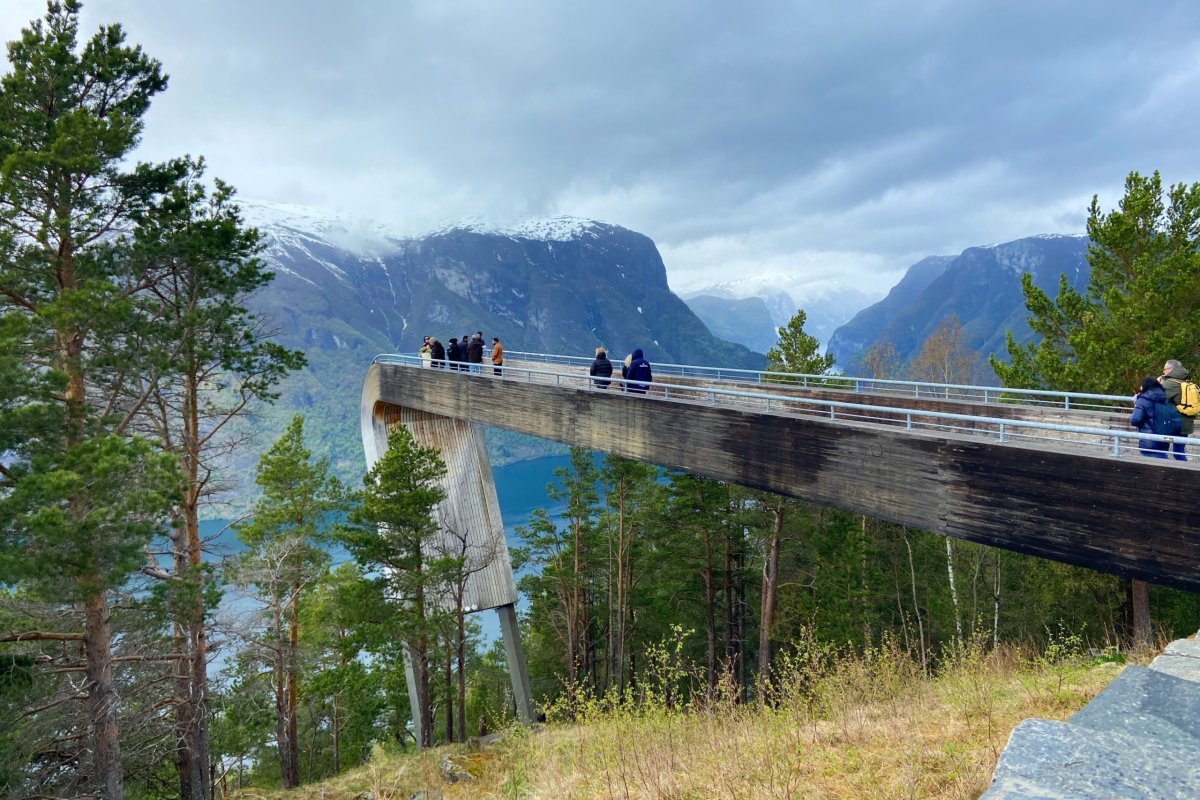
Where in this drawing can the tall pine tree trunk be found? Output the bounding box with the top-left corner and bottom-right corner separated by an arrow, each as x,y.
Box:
757,502 -> 783,696
457,611 -> 467,744
444,646 -> 454,743
84,591 -> 123,800
181,375 -> 211,800
992,550 -> 1002,649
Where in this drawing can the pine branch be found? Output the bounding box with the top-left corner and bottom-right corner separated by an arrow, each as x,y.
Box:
0,631 -> 85,643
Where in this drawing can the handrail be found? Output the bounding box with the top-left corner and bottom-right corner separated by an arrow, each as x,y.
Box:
501,350 -> 1130,413
371,354 -> 1192,464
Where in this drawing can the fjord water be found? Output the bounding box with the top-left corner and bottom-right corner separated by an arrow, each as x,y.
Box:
198,454 -> 573,642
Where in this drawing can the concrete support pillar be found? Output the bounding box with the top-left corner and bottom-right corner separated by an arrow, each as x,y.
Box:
401,642 -> 424,750
498,602 -> 534,723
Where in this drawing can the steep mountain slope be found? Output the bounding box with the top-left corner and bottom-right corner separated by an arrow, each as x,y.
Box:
826,255 -> 956,361
224,204 -> 765,506
683,294 -> 776,354
828,235 -> 1090,379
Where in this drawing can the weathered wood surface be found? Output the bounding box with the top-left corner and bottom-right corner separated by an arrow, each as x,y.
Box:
361,386 -> 516,611
363,363 -> 1200,592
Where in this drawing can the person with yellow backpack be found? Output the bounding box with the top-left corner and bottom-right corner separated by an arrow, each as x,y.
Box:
1160,359 -> 1198,461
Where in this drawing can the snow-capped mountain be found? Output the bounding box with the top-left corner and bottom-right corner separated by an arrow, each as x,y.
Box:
226,201 -> 765,501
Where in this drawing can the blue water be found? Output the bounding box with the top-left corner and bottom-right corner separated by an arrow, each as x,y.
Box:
202,454 -> 573,644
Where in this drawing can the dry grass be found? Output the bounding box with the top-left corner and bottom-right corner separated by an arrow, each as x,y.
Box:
230,641 -> 1130,800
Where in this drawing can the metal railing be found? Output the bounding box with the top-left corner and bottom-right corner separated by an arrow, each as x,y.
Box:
373,354 -> 1194,465
503,351 -> 1130,413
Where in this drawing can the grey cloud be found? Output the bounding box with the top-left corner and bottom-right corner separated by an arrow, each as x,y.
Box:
2,0 -> 1198,293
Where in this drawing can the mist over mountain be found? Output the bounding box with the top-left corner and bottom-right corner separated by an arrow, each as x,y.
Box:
827,235 -> 1090,380
682,295 -> 777,355
680,277 -> 878,353
222,203 -> 766,508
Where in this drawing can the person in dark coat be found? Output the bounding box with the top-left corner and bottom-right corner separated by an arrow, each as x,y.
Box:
446,337 -> 462,371
625,348 -> 652,394
1130,376 -> 1171,458
590,347 -> 613,389
1160,359 -> 1194,461
430,337 -> 446,368
467,333 -> 484,374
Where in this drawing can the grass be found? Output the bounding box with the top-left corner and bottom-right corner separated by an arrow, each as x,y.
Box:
229,638 -> 1132,800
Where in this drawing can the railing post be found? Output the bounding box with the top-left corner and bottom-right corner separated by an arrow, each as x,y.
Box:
998,422 -> 1006,443
906,413 -> 913,430
766,398 -> 772,413
984,389 -> 990,404
829,405 -> 836,420
1112,435 -> 1120,457
1065,397 -> 1071,411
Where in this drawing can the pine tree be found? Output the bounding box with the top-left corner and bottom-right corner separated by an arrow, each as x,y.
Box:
338,423 -> 449,749
514,449 -> 601,692
765,309 -> 836,378
991,170 -> 1200,647
230,417 -> 346,787
0,4 -> 183,795
126,161 -> 304,799
992,170 -> 1200,393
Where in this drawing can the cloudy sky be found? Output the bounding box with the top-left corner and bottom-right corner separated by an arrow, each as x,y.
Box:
2,1 -> 1198,296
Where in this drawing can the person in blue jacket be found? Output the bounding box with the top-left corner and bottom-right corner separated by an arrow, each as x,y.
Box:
625,348 -> 653,394
1130,376 -> 1171,458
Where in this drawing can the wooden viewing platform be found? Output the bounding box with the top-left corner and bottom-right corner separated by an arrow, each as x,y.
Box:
361,356 -> 1200,592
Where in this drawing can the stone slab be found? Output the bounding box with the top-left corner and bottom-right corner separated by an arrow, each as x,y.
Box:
981,773 -> 1098,799
981,718 -> 1200,799
1149,637 -> 1200,683
1068,664 -> 1200,748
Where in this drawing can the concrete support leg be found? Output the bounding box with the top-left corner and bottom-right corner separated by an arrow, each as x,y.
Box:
401,643 -> 424,750
498,603 -> 534,724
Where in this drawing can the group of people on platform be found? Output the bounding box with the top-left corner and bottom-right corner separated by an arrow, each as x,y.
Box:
418,332 -> 504,375
1130,359 -> 1197,460
414,335 -> 655,394
587,347 -> 653,393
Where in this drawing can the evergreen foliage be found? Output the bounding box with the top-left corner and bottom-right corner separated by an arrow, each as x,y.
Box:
339,422 -> 451,749
992,170 -> 1200,393
766,309 -> 836,377
229,416 -> 348,788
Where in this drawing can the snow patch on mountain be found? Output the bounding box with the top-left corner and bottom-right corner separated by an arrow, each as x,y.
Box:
241,199 -> 618,252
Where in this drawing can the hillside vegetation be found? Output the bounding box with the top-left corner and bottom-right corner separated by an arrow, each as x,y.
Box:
229,636 -> 1130,800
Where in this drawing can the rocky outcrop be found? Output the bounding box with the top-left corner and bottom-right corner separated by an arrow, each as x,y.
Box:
981,638 -> 1200,798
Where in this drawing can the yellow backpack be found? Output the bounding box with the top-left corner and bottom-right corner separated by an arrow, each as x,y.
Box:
1177,379 -> 1200,417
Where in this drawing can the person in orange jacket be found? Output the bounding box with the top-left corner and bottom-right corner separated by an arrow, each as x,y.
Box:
490,337 -> 505,376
